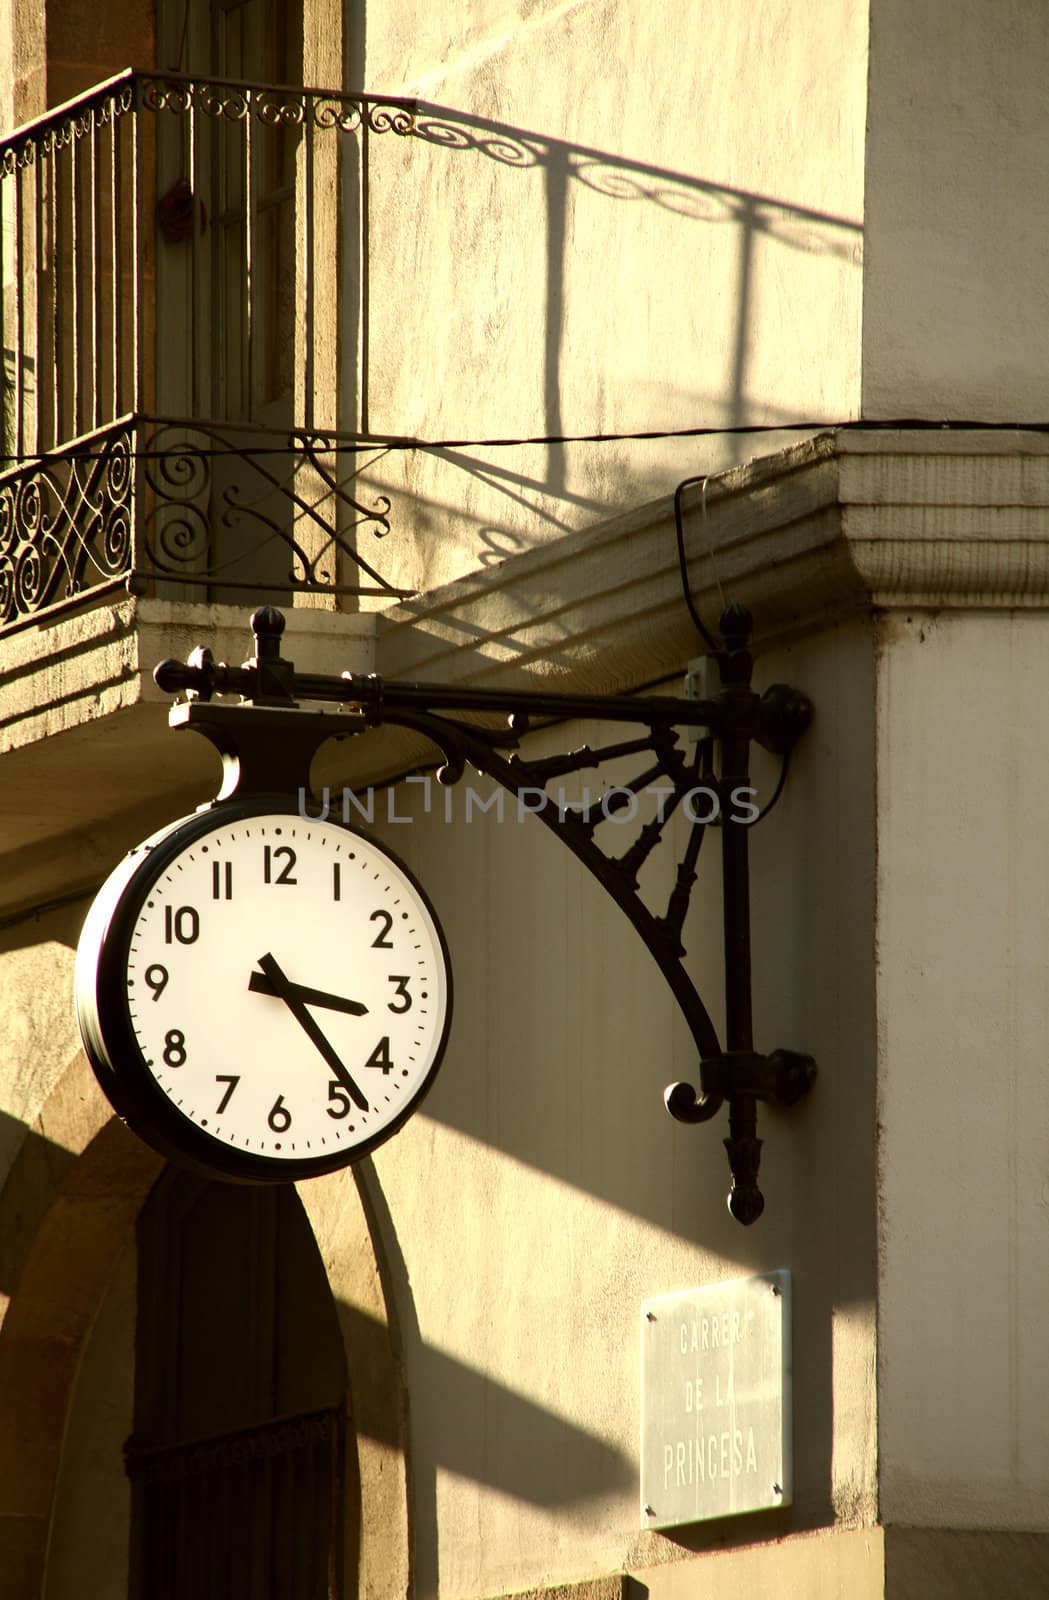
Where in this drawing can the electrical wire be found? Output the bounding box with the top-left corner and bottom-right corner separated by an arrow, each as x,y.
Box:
752,749 -> 791,824
6,414 -> 1049,465
674,475 -> 722,652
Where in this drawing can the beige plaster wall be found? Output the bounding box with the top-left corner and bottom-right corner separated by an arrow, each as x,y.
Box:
0,588 -> 882,1598
350,0 -> 867,594
875,611 -> 1049,1530
43,1243 -> 135,1600
350,619 -> 878,1597
862,0 -> 1049,421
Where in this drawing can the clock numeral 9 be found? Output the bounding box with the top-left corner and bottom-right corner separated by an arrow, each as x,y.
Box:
163,1029 -> 187,1068
144,964 -> 169,1001
164,906 -> 199,945
267,1095 -> 292,1132
326,1081 -> 352,1119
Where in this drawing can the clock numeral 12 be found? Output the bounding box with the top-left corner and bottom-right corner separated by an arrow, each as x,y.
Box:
263,845 -> 297,886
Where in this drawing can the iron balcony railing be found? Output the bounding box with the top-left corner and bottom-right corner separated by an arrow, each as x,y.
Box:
0,70 -> 418,632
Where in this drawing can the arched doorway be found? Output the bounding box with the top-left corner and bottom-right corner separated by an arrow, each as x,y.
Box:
126,1171 -> 355,1597
1,1069 -> 409,1599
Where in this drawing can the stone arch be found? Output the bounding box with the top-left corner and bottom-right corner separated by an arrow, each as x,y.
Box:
0,1054 -> 160,1600
0,1050 -> 412,1598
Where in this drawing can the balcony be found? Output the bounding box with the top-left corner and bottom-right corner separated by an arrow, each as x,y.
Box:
0,70 -> 418,635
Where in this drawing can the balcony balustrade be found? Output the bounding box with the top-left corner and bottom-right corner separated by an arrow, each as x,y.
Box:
0,70 -> 417,633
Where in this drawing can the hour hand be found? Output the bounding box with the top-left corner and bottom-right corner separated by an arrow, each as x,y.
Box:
247,970 -> 367,1017
253,953 -> 370,1112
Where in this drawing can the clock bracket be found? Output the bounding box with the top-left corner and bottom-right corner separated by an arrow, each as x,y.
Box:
155,605 -> 816,1225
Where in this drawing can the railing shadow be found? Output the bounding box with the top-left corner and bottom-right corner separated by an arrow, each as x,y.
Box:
359,95 -> 862,455
1,74 -> 861,625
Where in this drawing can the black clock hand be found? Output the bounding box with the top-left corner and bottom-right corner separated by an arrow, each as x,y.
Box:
247,970 -> 368,1017
255,953 -> 370,1112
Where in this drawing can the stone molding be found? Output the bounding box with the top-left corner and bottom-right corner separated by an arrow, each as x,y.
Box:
3,428 -> 1049,917
377,428 -> 1049,700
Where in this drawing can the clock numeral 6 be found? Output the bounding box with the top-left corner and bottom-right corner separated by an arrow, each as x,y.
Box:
163,1029 -> 187,1068
267,1095 -> 292,1133
326,1081 -> 352,1120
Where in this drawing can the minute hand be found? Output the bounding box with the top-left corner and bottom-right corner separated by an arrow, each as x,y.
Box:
255,952 -> 370,1112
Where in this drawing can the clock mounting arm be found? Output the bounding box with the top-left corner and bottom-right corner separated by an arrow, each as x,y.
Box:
154,605 -> 816,1225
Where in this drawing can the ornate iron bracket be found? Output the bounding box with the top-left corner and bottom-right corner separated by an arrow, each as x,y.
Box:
154,605 -> 816,1223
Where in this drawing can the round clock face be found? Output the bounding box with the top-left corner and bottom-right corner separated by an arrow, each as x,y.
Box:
75,801 -> 452,1181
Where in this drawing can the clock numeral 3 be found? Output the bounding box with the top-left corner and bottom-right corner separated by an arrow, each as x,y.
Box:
263,845 -> 297,886
267,1095 -> 292,1132
386,975 -> 412,1013
370,909 -> 394,949
326,1081 -> 352,1119
365,1036 -> 394,1075
163,1029 -> 187,1068
164,906 -> 199,945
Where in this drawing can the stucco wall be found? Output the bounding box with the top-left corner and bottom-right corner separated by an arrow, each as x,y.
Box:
0,612 -> 879,1599
350,0 -> 867,594
862,0 -> 1049,421
354,619 -> 878,1596
876,611 -> 1049,1530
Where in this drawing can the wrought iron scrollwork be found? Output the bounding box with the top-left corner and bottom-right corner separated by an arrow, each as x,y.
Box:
139,422 -> 402,597
0,419 -> 409,631
136,74 -> 417,138
0,423 -> 134,626
154,605 -> 817,1225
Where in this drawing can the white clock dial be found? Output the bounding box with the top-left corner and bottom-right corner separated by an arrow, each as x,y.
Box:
76,805 -> 451,1179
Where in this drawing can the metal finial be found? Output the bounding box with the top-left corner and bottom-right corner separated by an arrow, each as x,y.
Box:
719,601 -> 753,647
251,605 -> 286,653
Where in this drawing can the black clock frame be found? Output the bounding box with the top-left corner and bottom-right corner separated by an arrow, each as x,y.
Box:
75,794 -> 453,1183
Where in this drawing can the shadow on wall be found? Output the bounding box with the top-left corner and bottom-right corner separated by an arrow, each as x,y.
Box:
0,1113 -> 77,1300
0,1113 -> 629,1498
339,1295 -> 634,1506
367,100 -> 862,434
348,95 -> 863,573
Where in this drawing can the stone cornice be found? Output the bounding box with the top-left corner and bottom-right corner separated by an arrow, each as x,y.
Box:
3,428 -> 1049,917
374,428 -> 1049,695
